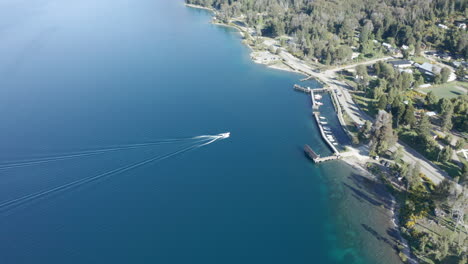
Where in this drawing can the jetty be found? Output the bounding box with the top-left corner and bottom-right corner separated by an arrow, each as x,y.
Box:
294,84 -> 330,110
293,84 -> 311,93
304,144 -> 340,163
313,112 -> 340,155
311,90 -> 318,110
293,83 -> 344,163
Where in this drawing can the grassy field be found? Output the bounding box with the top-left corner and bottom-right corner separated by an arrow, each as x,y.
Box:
418,81 -> 468,99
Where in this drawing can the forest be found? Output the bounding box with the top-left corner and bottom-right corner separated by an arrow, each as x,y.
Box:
186,0 -> 467,65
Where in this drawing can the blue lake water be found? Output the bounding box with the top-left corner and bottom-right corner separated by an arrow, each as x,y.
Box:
0,1 -> 402,263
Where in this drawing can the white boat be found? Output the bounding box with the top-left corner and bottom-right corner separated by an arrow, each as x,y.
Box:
329,138 -> 336,142
314,94 -> 322,100
219,132 -> 231,138
316,102 -> 323,106
320,121 -> 328,125
319,116 -> 327,120
323,127 -> 331,130
333,143 -> 338,146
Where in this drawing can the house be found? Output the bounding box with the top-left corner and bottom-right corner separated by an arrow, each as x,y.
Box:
435,208 -> 446,218
426,111 -> 437,117
452,61 -> 462,68
398,68 -> 413,74
382,42 -> 392,49
388,60 -> 413,68
455,21 -> 466,30
415,62 -> 441,77
440,53 -> 452,61
438,24 -> 449,30
351,52 -> 360,59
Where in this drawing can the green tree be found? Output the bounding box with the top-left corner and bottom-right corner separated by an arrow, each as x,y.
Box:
356,64 -> 368,79
392,146 -> 404,162
377,95 -> 388,110
402,103 -> 416,127
425,91 -> 438,110
369,110 -> 397,155
439,98 -> 454,131
405,162 -> 421,189
415,41 -> 422,56
417,114 -> 431,138
434,73 -> 442,84
455,67 -> 466,81
455,138 -> 465,150
440,67 -> 451,83
439,146 -> 453,163
373,79 -> 386,99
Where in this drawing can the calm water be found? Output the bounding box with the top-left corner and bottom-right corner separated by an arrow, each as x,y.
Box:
0,1 -> 401,263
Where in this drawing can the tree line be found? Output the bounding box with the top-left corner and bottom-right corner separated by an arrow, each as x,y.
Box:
187,0 -> 468,64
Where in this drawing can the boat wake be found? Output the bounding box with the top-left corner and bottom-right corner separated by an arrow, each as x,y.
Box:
0,133 -> 230,170
0,132 -> 230,213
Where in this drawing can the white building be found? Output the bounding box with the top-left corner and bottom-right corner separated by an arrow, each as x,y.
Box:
438,24 -> 449,30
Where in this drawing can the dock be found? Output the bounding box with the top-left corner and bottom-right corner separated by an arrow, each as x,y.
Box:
294,84 -> 330,110
311,90 -> 318,110
293,82 -> 344,164
313,112 -> 340,155
304,144 -> 340,163
293,84 -> 311,93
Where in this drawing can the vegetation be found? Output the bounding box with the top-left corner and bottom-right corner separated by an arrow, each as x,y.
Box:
377,155 -> 467,263
187,0 -> 468,65
185,1 -> 468,262
369,110 -> 397,155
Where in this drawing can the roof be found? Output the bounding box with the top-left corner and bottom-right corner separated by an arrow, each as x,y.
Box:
416,62 -> 441,74
382,42 -> 392,48
388,60 -> 412,66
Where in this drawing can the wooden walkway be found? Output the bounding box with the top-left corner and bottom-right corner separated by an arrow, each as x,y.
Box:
293,84 -> 311,93
304,145 -> 340,163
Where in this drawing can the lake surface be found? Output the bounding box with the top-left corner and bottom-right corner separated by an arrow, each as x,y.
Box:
0,1 -> 401,263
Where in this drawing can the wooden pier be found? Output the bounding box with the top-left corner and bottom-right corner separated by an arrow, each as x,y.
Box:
293,84 -> 329,94
293,84 -> 311,93
294,84 -> 330,110
304,144 -> 340,163
312,87 -> 329,93
311,90 -> 318,110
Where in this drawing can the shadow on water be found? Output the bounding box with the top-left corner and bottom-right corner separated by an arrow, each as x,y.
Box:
361,224 -> 398,253
346,173 -> 393,211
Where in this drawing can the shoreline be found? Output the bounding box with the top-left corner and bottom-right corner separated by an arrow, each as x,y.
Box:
185,4 -> 411,262
185,3 -> 304,76
184,3 -> 215,12
342,156 -> 417,263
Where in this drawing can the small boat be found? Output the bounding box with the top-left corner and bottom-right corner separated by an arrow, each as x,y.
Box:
323,127 -> 331,130
333,142 -> 338,146
320,121 -> 328,125
314,94 -> 322,100
319,116 -> 327,120
219,132 -> 231,138
329,138 -> 336,142
316,102 -> 323,106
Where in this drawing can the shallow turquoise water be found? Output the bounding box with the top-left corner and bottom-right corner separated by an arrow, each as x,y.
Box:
0,1 -> 401,263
